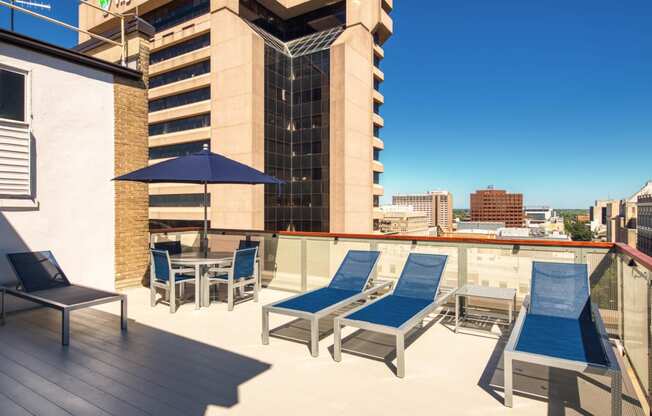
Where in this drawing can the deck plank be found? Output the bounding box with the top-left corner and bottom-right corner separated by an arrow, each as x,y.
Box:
0,324 -> 190,416
0,391 -> 35,416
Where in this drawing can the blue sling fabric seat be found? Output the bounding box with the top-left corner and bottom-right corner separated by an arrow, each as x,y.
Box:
262,250 -> 383,358
333,253 -> 450,377
345,296 -> 432,328
514,262 -> 608,366
274,250 -> 381,313
504,261 -> 621,415
275,287 -> 360,314
345,253 -> 447,327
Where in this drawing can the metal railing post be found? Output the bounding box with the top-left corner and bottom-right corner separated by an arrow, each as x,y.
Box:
370,240 -> 379,281
300,238 -> 307,292
458,246 -> 468,287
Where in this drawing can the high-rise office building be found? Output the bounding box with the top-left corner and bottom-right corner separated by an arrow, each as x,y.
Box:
638,194 -> 652,256
77,0 -> 393,232
392,191 -> 453,232
470,187 -> 524,228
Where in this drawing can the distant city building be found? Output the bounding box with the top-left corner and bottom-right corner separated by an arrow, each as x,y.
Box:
576,214 -> 590,223
377,206 -> 429,235
637,194 -> 652,256
470,187 -> 524,228
392,191 -> 453,233
524,206 -> 553,225
605,181 -> 652,246
590,199 -> 619,239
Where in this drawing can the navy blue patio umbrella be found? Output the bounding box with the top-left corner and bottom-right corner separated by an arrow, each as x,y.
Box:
114,145 -> 284,254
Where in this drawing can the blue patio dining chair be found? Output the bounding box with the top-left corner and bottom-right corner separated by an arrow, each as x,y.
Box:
207,247 -> 259,311
150,249 -> 198,313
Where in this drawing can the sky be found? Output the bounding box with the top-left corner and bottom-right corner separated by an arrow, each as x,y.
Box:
1,0 -> 651,209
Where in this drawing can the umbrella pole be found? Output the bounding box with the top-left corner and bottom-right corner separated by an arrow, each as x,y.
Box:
203,181 -> 208,257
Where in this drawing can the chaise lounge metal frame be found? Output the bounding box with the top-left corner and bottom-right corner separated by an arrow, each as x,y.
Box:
503,262 -> 622,416
1,251 -> 127,346
262,250 -> 390,358
333,253 -> 454,378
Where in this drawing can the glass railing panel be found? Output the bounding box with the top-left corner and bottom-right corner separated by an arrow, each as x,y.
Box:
467,246 -> 575,302
150,229 -> 201,251
267,236 -> 303,291
405,242 -> 459,291
621,253 -> 650,395
587,251 -> 619,334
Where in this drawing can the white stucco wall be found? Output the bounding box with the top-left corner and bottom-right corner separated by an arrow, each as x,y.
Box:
0,42 -> 116,291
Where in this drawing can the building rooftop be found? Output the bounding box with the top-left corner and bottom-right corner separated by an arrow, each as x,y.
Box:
0,28 -> 141,79
0,286 -> 644,416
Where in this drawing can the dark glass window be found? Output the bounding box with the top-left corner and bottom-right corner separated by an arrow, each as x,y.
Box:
373,102 -> 381,115
373,172 -> 381,185
240,0 -> 345,41
263,46 -> 331,232
374,78 -> 381,92
601,207 -> 607,225
149,87 -> 210,112
149,140 -> 210,159
373,148 -> 380,161
373,195 -> 380,208
142,0 -> 209,32
373,54 -> 381,68
0,69 -> 25,122
150,33 -> 210,64
374,125 -> 381,138
149,113 -> 210,136
149,60 -> 210,88
149,193 -> 210,207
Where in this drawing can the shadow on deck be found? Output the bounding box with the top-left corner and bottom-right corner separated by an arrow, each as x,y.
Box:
0,304 -> 270,416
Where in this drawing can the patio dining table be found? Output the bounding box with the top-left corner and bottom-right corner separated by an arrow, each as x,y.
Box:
170,252 -> 233,308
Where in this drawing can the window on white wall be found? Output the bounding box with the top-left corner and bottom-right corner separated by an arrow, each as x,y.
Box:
0,65 -> 31,200
0,68 -> 26,122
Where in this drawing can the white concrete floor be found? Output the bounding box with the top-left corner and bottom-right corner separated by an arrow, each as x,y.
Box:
0,287 -> 643,416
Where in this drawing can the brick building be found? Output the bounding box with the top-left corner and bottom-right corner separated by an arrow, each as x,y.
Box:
470,187 -> 524,228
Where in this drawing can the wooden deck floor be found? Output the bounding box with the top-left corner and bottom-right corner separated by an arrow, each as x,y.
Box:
0,287 -> 646,416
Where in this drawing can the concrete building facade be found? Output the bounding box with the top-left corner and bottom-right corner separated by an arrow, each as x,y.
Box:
392,190 -> 453,232
0,29 -> 150,290
77,0 -> 393,233
638,194 -> 652,257
470,187 -> 524,228
603,181 -> 652,246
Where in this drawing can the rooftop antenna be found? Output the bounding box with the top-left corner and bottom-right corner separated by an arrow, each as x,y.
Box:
10,0 -> 51,31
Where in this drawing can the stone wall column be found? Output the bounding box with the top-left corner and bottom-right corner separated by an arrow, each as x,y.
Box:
114,29 -> 151,289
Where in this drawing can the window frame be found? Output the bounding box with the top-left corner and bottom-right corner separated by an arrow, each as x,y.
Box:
0,63 -> 30,125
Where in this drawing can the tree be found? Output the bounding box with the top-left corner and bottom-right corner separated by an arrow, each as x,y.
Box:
564,219 -> 593,241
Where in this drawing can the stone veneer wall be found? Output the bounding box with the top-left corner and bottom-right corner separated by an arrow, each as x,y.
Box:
114,34 -> 150,289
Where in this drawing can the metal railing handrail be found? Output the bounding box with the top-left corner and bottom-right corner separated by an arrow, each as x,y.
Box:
150,226 -> 614,250
616,242 -> 652,271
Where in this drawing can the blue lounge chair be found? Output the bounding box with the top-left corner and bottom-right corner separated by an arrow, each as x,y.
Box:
262,250 -> 389,357
333,253 -> 451,378
503,262 -> 621,415
1,251 -> 127,345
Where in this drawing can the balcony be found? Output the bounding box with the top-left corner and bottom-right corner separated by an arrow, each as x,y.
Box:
1,227 -> 650,415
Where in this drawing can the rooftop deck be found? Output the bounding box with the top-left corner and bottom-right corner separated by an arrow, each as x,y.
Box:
0,287 -> 644,416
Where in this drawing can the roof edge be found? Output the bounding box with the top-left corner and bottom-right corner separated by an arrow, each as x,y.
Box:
0,29 -> 142,80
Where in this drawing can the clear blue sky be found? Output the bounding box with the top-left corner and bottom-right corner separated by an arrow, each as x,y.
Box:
2,1 -> 651,209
